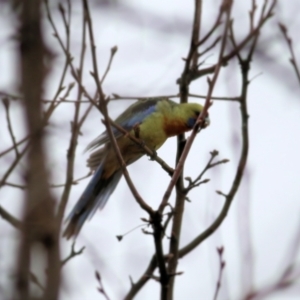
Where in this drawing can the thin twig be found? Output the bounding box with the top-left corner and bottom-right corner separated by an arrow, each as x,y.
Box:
160,0 -> 232,214
29,272 -> 45,292
198,35 -> 221,58
0,205 -> 22,229
244,217 -> 300,299
102,118 -> 174,176
57,0 -> 87,225
279,23 -> 300,85
4,182 -> 26,190
124,256 -> 157,300
50,172 -> 92,188
197,7 -> 223,48
244,264 -> 300,300
213,247 -> 226,300
191,0 -> 202,69
0,82 -> 70,159
179,0 -> 210,103
0,143 -> 30,188
101,46 -> 118,84
111,94 -> 179,101
2,98 -> 20,158
178,9 -> 254,258
0,91 -> 22,100
45,0 -> 72,103
179,0 -> 276,84
61,242 -> 85,267
184,150 -> 229,193
82,0 -> 154,215
95,271 -> 110,300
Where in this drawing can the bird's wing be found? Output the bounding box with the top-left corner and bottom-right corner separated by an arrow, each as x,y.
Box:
86,98 -> 176,151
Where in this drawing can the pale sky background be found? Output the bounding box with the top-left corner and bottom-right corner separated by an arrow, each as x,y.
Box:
0,0 -> 300,299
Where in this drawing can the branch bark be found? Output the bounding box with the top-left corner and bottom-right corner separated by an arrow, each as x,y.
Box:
15,1 -> 60,299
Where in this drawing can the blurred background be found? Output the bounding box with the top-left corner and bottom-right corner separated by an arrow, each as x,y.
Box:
0,0 -> 300,299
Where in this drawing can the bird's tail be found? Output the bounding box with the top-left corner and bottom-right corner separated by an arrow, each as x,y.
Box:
63,161 -> 122,239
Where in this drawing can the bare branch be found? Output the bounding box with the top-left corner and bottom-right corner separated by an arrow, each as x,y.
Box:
101,46 -> 118,84
160,0 -> 232,213
102,118 -> 174,176
82,0 -> 154,215
178,15 -> 253,258
124,256 -> 157,300
279,23 -> 300,85
57,0 -> 88,226
95,271 -> 110,300
61,242 -> 85,267
2,98 -> 20,158
0,205 -> 22,229
213,247 -> 226,300
179,0 -> 276,84
184,150 -> 229,193
15,1 -> 60,299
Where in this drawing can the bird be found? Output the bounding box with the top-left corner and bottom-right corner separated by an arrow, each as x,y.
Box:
63,98 -> 209,239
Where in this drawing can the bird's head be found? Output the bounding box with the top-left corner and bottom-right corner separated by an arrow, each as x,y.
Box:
184,103 -> 210,129
162,101 -> 210,137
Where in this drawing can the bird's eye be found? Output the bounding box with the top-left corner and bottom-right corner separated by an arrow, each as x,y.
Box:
187,117 -> 196,128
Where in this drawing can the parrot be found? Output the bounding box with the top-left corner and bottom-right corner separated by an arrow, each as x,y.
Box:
63,98 -> 209,239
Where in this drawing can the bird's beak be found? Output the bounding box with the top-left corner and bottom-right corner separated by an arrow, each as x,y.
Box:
203,116 -> 210,128
201,113 -> 210,128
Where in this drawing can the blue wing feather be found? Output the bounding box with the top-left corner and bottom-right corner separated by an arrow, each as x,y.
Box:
86,99 -> 158,151
119,103 -> 156,128
63,160 -> 122,238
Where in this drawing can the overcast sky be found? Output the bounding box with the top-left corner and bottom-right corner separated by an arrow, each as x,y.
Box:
1,0 -> 300,299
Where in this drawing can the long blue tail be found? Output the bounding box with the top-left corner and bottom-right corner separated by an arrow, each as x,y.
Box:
63,162 -> 122,239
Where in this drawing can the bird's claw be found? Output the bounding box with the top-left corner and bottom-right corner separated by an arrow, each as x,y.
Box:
149,149 -> 157,160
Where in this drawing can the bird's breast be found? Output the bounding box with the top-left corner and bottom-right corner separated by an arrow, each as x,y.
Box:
163,117 -> 189,137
